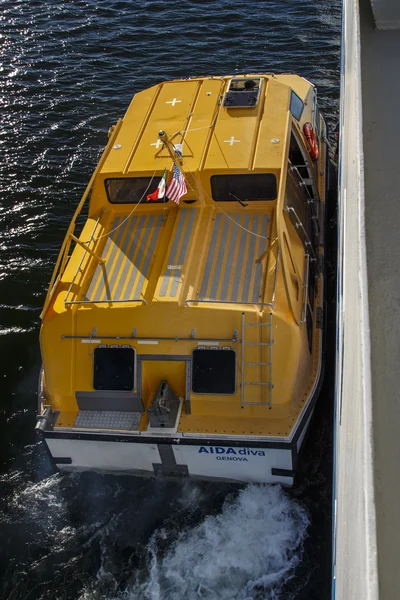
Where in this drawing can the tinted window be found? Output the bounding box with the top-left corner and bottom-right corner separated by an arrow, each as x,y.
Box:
93,347 -> 135,391
290,91 -> 304,121
285,171 -> 317,253
210,174 -> 277,202
192,349 -> 236,394
306,306 -> 313,353
105,177 -> 168,204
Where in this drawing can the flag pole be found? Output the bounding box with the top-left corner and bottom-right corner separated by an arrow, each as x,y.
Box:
158,130 -> 183,165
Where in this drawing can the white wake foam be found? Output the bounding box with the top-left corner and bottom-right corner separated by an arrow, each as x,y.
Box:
126,484 -> 309,600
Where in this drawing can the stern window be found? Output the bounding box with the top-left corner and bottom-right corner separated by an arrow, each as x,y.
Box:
210,174 -> 277,202
192,348 -> 236,394
93,347 -> 136,391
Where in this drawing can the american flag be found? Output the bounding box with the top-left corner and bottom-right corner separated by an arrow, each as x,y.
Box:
166,163 -> 187,204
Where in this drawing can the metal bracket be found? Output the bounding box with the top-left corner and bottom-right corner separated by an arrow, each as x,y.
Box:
233,329 -> 238,342
190,329 -> 196,339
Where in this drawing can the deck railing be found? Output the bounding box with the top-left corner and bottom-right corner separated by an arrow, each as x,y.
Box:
41,120 -> 122,318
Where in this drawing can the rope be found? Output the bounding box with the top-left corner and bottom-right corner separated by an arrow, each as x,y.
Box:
172,120 -> 217,137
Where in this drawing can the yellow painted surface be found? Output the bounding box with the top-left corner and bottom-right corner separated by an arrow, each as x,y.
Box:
41,74 -> 327,439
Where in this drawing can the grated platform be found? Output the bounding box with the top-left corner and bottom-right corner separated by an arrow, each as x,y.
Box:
74,410 -> 142,430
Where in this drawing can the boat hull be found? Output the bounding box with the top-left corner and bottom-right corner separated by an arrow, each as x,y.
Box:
41,404 -> 316,486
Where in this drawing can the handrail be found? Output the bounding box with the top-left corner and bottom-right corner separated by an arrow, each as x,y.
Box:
185,299 -> 273,307
301,253 -> 310,323
285,206 -> 317,262
289,163 -> 320,234
64,298 -> 147,306
41,119 -> 123,319
61,333 -> 237,342
63,214 -> 103,306
271,246 -> 280,308
258,240 -> 280,311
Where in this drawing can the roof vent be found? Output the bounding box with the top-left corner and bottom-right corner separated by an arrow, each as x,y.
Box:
223,78 -> 262,108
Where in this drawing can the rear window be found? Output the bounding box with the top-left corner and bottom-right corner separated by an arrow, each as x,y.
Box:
105,177 -> 168,204
210,174 -> 277,202
93,347 -> 136,391
192,348 -> 236,394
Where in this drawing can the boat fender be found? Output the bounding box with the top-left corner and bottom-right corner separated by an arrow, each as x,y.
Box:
303,122 -> 319,161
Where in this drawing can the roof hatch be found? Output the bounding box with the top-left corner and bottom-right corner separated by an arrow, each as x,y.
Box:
223,78 -> 262,108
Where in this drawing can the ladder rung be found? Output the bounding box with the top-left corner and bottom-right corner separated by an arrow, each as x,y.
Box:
244,323 -> 272,327
244,362 -> 271,366
244,382 -> 273,386
244,342 -> 273,346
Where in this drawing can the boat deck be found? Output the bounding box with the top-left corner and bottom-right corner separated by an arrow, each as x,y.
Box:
85,213 -> 165,304
66,207 -> 272,308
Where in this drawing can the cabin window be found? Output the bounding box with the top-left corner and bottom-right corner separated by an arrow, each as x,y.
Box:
306,306 -> 313,353
210,174 -> 277,202
290,91 -> 304,121
285,169 -> 319,307
93,347 -> 136,391
308,258 -> 316,311
285,171 -> 318,254
105,177 -> 168,204
192,348 -> 236,394
289,133 -> 309,179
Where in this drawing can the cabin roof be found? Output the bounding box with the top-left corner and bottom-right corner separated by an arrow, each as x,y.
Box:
100,74 -> 312,178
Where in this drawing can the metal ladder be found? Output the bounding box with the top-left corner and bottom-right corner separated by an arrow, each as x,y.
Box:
241,312 -> 274,408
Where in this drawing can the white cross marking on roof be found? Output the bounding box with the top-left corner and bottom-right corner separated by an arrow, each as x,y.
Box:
224,136 -> 241,146
150,139 -> 163,149
166,98 -> 181,106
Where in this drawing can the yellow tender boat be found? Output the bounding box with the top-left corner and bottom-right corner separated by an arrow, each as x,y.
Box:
37,74 -> 330,485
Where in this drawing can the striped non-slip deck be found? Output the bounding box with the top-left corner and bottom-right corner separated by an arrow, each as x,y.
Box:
157,208 -> 197,298
199,212 -> 269,304
85,213 -> 164,303
83,208 -> 269,305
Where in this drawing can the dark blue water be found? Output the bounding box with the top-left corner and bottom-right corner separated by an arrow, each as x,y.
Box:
0,1 -> 340,598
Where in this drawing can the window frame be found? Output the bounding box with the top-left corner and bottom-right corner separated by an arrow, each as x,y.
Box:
93,346 -> 137,392
191,348 -> 237,395
105,177 -> 169,205
290,91 -> 304,121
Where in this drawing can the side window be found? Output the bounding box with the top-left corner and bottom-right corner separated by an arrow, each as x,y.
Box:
306,306 -> 313,353
289,133 -> 308,179
285,171 -> 316,253
290,91 -> 304,121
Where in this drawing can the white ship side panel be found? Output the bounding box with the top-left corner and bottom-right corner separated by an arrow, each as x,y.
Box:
333,0 -> 379,599
46,438 -> 161,472
172,444 -> 293,484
